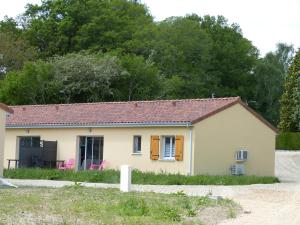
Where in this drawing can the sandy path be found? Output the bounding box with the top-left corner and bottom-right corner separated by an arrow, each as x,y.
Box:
220,183 -> 300,225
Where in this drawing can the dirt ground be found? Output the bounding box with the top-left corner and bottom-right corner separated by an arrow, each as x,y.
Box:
220,183 -> 300,225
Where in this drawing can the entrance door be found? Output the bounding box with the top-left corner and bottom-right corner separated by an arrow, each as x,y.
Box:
79,136 -> 103,170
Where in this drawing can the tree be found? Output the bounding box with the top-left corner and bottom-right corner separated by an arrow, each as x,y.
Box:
279,49 -> 300,131
0,32 -> 37,77
23,0 -> 152,58
112,54 -> 163,101
0,61 -> 55,105
52,52 -> 124,103
254,43 -> 294,125
125,16 -> 213,98
198,15 -> 259,100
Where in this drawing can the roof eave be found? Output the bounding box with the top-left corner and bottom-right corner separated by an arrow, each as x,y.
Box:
6,121 -> 193,129
0,103 -> 13,114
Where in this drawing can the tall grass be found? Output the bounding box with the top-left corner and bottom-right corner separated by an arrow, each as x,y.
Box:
4,168 -> 279,185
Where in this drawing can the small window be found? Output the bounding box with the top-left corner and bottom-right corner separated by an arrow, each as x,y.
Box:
162,136 -> 175,160
133,136 -> 142,153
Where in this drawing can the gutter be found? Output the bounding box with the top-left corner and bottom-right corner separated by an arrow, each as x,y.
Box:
6,121 -> 192,129
188,126 -> 193,176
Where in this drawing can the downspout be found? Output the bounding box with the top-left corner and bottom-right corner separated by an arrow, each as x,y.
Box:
189,126 -> 193,176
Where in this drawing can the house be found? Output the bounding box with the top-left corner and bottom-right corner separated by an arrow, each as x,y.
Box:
0,103 -> 13,177
3,97 -> 277,176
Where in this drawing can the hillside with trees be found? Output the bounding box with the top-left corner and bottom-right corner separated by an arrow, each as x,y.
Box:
0,0 -> 296,127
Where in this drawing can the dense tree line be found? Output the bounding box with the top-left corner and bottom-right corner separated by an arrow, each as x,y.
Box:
0,0 -> 296,127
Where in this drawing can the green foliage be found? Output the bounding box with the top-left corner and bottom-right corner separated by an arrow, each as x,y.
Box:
279,49 -> 300,131
52,52 -> 124,102
24,0 -> 152,58
276,132 -> 300,150
112,54 -> 163,100
0,61 -> 55,105
254,43 -> 294,125
0,32 -> 37,77
4,168 -> 279,185
199,15 -> 259,99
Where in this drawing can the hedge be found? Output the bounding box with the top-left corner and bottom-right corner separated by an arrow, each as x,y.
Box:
276,132 -> 300,150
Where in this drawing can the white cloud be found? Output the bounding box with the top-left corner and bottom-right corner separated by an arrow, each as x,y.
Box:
0,0 -> 299,56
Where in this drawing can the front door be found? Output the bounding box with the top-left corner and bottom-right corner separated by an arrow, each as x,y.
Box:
78,136 -> 103,170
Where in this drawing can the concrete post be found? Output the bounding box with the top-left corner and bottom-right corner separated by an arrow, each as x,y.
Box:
120,165 -> 132,192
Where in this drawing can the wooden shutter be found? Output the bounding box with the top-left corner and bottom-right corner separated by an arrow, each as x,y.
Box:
150,136 -> 160,160
175,135 -> 184,161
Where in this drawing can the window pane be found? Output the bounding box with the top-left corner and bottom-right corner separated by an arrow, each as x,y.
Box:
164,137 -> 171,158
133,136 -> 141,153
171,137 -> 175,157
32,137 -> 41,148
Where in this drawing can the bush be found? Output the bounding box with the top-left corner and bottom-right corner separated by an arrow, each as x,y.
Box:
4,168 -> 279,185
276,132 -> 300,150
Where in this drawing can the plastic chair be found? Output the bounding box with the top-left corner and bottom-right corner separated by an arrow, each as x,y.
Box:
58,159 -> 75,170
89,160 -> 105,171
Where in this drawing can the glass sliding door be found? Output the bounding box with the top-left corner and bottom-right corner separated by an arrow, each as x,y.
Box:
79,136 -> 103,170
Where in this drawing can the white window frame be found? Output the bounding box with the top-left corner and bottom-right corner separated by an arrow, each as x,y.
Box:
162,136 -> 175,160
133,135 -> 142,154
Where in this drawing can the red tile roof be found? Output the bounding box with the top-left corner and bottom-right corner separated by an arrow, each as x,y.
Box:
6,97 -> 277,132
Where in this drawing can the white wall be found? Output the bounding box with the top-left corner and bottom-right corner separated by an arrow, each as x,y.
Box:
275,150 -> 300,182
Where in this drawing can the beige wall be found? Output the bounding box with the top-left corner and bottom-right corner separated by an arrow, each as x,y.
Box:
0,110 -> 6,176
4,127 -> 191,174
193,103 -> 276,176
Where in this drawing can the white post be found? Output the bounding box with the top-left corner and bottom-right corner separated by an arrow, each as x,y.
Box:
120,165 -> 132,192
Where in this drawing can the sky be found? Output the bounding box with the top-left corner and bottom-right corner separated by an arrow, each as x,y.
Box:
0,0 -> 299,56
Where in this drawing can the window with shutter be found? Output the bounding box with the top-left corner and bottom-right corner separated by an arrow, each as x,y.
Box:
175,135 -> 184,161
150,136 -> 160,160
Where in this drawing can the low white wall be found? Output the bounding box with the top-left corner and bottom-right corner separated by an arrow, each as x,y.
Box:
275,150 -> 300,182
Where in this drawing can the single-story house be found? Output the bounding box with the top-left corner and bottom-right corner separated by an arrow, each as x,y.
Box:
0,103 -> 13,177
3,97 -> 277,176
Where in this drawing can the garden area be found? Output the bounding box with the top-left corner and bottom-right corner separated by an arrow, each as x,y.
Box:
0,186 -> 240,225
4,168 -> 279,185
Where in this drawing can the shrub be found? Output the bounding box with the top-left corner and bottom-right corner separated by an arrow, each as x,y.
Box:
276,132 -> 300,150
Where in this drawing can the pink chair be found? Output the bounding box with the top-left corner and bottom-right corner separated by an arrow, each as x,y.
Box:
89,160 -> 106,171
58,159 -> 75,170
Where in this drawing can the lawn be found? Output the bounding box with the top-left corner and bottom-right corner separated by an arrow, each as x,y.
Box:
0,186 -> 239,225
4,168 -> 279,185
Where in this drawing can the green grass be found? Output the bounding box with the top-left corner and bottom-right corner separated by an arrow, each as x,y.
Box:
4,168 -> 279,185
276,132 -> 300,150
0,187 -> 238,225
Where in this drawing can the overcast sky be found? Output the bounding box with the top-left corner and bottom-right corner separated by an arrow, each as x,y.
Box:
0,0 -> 299,56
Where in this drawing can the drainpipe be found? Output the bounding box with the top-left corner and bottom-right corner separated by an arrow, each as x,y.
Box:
189,127 -> 193,176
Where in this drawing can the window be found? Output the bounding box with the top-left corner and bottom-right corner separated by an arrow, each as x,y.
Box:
20,137 -> 41,148
162,136 -> 175,160
133,136 -> 142,153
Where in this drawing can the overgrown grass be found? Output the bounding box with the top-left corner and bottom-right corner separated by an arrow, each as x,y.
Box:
0,187 -> 238,225
4,168 -> 279,185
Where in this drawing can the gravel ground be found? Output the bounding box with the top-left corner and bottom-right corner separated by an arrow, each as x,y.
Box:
4,179 -> 300,225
